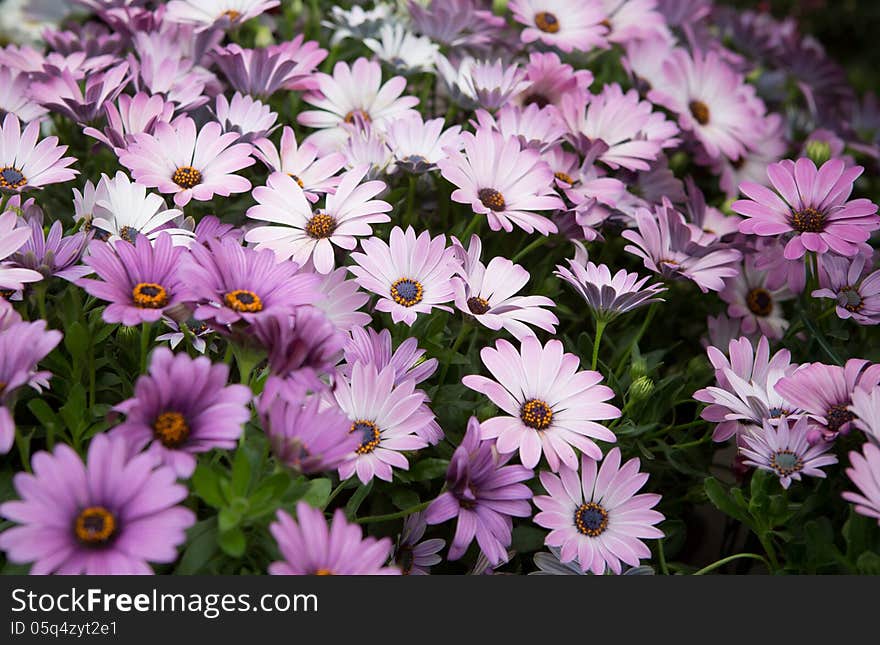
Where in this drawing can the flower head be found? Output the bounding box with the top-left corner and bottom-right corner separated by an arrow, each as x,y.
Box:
0,113 -> 77,192
813,253 -> 880,325
436,56 -> 529,112
212,38 -> 327,98
364,23 -> 439,76
843,443 -> 880,525
83,92 -> 176,156
0,210 -> 43,291
393,513 -> 445,575
385,114 -> 462,174
253,126 -> 345,201
850,386 -> 880,441
740,417 -> 838,488
11,204 -> 90,282
534,447 -> 664,575
510,0 -> 608,53
0,434 -> 195,574
213,92 -> 278,143
165,0 -> 280,31
720,256 -> 794,340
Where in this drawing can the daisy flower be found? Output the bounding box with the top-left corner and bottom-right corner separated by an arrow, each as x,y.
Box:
253,126 -> 345,201
554,257 -> 665,323
530,545 -> 655,575
452,234 -> 558,340
111,348 -> 252,478
333,362 -> 431,484
533,448 -> 665,575
269,502 -> 399,575
180,238 -> 322,326
10,205 -> 90,283
0,434 -> 195,574
622,202 -> 743,293
713,112 -> 787,199
425,417 -> 533,566
776,359 -> 880,443
0,211 -> 43,291
393,513 -> 445,575
438,128 -> 563,235
364,23 -> 439,76
0,316 -> 61,454
212,38 -> 327,98
349,226 -> 459,326
463,335 -> 620,470
694,335 -> 800,442
165,0 -> 280,31
385,115 -> 462,174
558,84 -> 680,172
83,92 -> 176,156
298,57 -> 419,152
843,443 -> 880,525
720,256 -> 794,340
91,172 -> 195,247
600,0 -> 669,45
510,0 -> 608,53
0,67 -> 47,123
407,0 -> 506,51
515,52 -> 593,110
850,386 -> 880,441
119,116 -> 255,208
813,249 -> 880,325
648,48 -> 762,161
78,234 -> 188,327
213,92 -> 278,143
435,56 -> 529,112
474,104 -> 566,152
29,62 -> 130,125
0,113 -> 77,192
733,158 -> 880,259
311,266 -> 371,331
740,417 -> 838,489
245,165 -> 391,274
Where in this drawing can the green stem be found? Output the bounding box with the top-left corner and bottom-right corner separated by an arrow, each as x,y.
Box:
657,539 -> 670,576
34,282 -> 48,321
591,319 -> 607,372
757,533 -> 781,572
323,480 -> 349,510
511,235 -> 550,264
439,322 -> 473,384
404,175 -> 418,228
355,500 -> 432,524
693,552 -> 770,575
458,214 -> 483,242
614,303 -> 658,378
139,322 -> 151,374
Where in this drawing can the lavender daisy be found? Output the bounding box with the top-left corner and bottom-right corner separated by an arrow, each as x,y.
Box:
312,266 -> 371,331
349,226 -> 459,326
843,443 -> 880,525
0,113 -> 77,192
393,513 -> 445,576
253,126 -> 345,201
11,204 -> 90,282
436,56 -> 529,112
813,253 -> 880,325
212,38 -> 327,98
851,386 -> 880,441
463,335 -> 620,470
269,502 -> 399,575
112,348 -> 252,478
510,0 -> 607,53
213,92 -> 278,143
385,115 -> 462,174
534,448 -> 664,575
740,417 -> 838,489
425,417 -> 533,566
0,210 -> 43,291
720,257 -> 794,340
0,434 -> 195,574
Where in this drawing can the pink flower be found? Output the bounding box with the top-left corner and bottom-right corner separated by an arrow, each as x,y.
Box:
515,51 -> 593,110
733,158 -> 879,259
253,126 -> 345,201
510,0 -> 608,53
843,443 -> 880,525
720,256 -> 794,339
0,113 -> 77,192
813,253 -> 880,325
463,335 -> 619,470
740,416 -> 837,489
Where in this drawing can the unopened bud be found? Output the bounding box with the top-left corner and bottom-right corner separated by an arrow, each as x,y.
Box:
628,376 -> 655,402
630,357 -> 649,381
805,140 -> 832,166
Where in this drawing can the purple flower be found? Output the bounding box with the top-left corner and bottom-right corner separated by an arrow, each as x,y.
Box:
843,443 -> 880,525
193,215 -> 243,246
259,388 -> 359,475
776,359 -> 880,443
83,91 -> 176,157
269,501 -> 400,575
0,113 -> 77,192
733,158 -> 879,259
534,447 -> 664,575
463,335 -> 619,470
622,201 -> 743,293
78,234 -> 188,326
407,0 -> 505,52
180,238 -> 322,326
112,348 -> 252,478
120,117 -> 255,208
312,266 -> 371,331
393,513 -> 445,575
850,385 -> 880,441
720,256 -> 794,340
12,204 -> 91,282
212,38 -> 327,98
0,434 -> 195,574
0,211 -> 43,291
510,0 -> 608,53
29,63 -> 130,124
425,417 -> 533,566
515,51 -> 593,110
813,253 -> 880,325
740,416 -> 838,489
0,315 -> 62,453
253,127 -> 345,201
213,92 -> 278,143
0,67 -> 47,123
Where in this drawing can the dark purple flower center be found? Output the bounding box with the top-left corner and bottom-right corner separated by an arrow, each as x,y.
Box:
390,278 -> 423,307
574,502 -> 609,537
746,288 -> 773,317
154,411 -> 190,448
790,207 -> 826,233
524,94 -> 550,108
172,166 -> 202,189
350,419 -> 380,455
397,545 -> 415,575
825,403 -> 855,433
535,11 -> 560,33
478,188 -> 506,212
838,287 -> 863,312
132,282 -> 169,309
225,289 -> 263,313
770,449 -> 803,477
0,166 -> 27,190
520,398 -> 553,430
74,506 -> 117,546
186,318 -> 210,334
306,213 -> 337,239
467,296 -> 490,315
689,100 -> 710,125
119,226 -> 139,244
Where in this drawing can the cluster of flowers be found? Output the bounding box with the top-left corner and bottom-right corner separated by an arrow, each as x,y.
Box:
0,0 -> 878,576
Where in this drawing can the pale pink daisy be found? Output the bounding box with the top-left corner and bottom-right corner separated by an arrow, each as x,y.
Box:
246,165 -> 391,274
452,234 -> 558,340
843,443 -> 880,525
813,253 -> 880,326
720,256 -> 794,340
311,265 -> 371,331
850,386 -> 880,441
252,126 -> 345,202
164,0 -> 280,31
213,92 -> 278,143
515,52 -> 593,110
435,56 -> 530,112
463,335 -> 620,470
349,226 -> 459,326
600,0 -> 669,45
438,128 -> 563,235
0,113 -> 77,192
533,448 -> 664,575
385,115 -> 462,174
119,117 -> 255,208
510,0 -> 608,53
83,92 -> 177,156
473,104 -> 566,152
333,362 -> 431,484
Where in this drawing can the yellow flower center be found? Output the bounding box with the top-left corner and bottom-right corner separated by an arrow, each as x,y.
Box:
153,411 -> 190,448
224,289 -> 263,313
350,419 -> 381,455
132,282 -> 169,309
535,11 -> 560,33
74,506 -> 117,545
172,166 -> 202,189
306,213 -> 337,239
390,278 -> 424,308
520,398 -> 553,430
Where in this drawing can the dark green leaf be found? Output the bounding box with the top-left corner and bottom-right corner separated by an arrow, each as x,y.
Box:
217,528 -> 246,558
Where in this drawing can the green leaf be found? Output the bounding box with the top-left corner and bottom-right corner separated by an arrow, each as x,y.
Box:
63,321 -> 90,362
843,508 -> 879,560
175,519 -> 218,574
27,398 -> 60,431
704,477 -> 751,526
856,551 -> 880,575
390,488 -> 420,511
408,458 -> 449,482
217,527 -> 246,558
192,464 -> 225,508
301,478 -> 332,508
230,446 -> 252,496
249,473 -> 292,513
345,481 -> 373,519
58,384 -> 88,439
511,526 -> 546,553
218,505 -> 244,533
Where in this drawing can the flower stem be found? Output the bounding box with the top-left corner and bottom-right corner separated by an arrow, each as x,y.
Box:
692,552 -> 770,575
355,500 -> 432,524
459,213 -> 483,242
614,303 -> 657,378
404,175 -> 418,228
657,539 -> 670,576
511,235 -> 550,264
323,480 -> 349,510
139,322 -> 151,374
591,319 -> 607,372
439,321 -> 472,384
